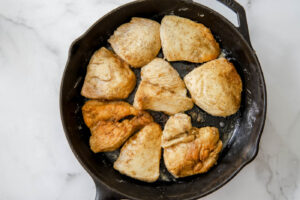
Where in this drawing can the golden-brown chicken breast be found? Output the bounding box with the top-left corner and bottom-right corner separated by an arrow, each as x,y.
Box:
82,100 -> 139,128
114,123 -> 162,182
134,58 -> 193,115
82,100 -> 153,152
160,15 -> 220,63
81,47 -> 136,100
162,114 -> 222,178
108,17 -> 161,68
184,58 -> 242,117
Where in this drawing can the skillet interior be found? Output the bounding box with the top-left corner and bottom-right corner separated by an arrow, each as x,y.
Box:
60,0 -> 266,199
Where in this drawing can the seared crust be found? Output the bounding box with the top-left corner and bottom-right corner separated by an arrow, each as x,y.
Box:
82,100 -> 153,152
82,100 -> 138,128
162,114 -> 222,178
114,123 -> 162,182
108,17 -> 161,68
160,15 -> 220,63
184,58 -> 242,117
163,127 -> 222,178
81,47 -> 136,100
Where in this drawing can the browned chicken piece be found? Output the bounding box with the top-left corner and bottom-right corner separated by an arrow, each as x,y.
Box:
82,100 -> 139,128
184,58 -> 242,117
108,17 -> 161,68
160,15 -> 220,63
114,123 -> 162,182
82,100 -> 153,152
133,58 -> 193,115
162,113 -> 222,178
81,47 -> 136,100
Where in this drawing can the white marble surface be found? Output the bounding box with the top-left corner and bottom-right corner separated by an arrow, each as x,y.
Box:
0,0 -> 299,199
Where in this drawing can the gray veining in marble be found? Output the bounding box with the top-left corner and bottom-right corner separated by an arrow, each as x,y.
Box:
0,0 -> 299,199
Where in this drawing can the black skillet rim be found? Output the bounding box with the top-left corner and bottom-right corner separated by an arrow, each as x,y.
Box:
59,0 -> 267,199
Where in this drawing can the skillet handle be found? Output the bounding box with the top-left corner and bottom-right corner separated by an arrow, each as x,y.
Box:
94,179 -> 125,200
216,0 -> 252,46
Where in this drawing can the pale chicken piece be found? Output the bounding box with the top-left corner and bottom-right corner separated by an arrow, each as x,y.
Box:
162,114 -> 222,178
82,100 -> 153,152
114,123 -> 162,182
141,58 -> 187,95
161,113 -> 194,148
184,58 -> 242,117
134,58 -> 193,115
108,17 -> 161,68
134,82 -> 193,115
160,15 -> 220,63
81,47 -> 136,100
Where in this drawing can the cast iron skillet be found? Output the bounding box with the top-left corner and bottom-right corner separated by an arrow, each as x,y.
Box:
60,0 -> 267,199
